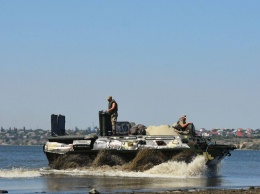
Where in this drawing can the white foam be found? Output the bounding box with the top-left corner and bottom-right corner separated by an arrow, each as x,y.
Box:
146,155 -> 207,178
0,168 -> 42,178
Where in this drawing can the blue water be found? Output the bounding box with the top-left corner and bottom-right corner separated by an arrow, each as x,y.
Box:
0,146 -> 259,193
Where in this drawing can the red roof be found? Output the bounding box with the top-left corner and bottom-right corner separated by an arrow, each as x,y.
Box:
236,131 -> 243,137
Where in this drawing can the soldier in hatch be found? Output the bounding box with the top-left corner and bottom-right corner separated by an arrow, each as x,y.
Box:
174,114 -> 194,135
177,114 -> 192,129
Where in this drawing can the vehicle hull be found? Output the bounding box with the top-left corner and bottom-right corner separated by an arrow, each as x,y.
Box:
43,135 -> 236,170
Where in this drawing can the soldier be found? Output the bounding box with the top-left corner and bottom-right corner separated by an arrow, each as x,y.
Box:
106,96 -> 118,135
177,115 -> 192,129
174,114 -> 193,135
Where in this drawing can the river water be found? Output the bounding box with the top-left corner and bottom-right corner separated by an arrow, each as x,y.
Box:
0,145 -> 259,193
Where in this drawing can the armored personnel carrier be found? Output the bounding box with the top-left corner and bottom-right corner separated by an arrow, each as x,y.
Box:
44,112 -> 236,170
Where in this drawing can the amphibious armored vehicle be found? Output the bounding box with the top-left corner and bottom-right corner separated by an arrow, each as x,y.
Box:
44,112 -> 236,170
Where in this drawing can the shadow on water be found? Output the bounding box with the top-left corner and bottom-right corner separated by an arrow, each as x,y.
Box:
41,174 -> 224,193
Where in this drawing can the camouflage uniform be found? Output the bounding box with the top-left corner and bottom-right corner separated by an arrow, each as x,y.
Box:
108,99 -> 118,134
177,117 -> 186,130
174,115 -> 196,136
175,115 -> 190,135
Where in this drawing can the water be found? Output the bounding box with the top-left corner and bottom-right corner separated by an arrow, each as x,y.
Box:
0,145 -> 259,193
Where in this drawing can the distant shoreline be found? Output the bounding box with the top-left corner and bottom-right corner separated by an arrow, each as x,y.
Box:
213,138 -> 260,150
1,143 -> 258,150
1,138 -> 260,150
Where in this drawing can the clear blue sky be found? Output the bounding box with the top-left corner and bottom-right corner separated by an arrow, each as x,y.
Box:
1,1 -> 259,130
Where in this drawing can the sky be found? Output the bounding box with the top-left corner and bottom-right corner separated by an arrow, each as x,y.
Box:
1,0 -> 260,131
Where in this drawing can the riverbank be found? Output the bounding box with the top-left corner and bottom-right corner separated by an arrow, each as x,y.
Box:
125,187 -> 260,194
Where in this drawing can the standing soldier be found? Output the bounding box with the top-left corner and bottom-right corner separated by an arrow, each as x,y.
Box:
106,96 -> 118,135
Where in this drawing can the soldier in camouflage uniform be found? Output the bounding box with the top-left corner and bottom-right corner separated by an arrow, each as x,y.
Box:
106,96 -> 118,135
174,114 -> 193,135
